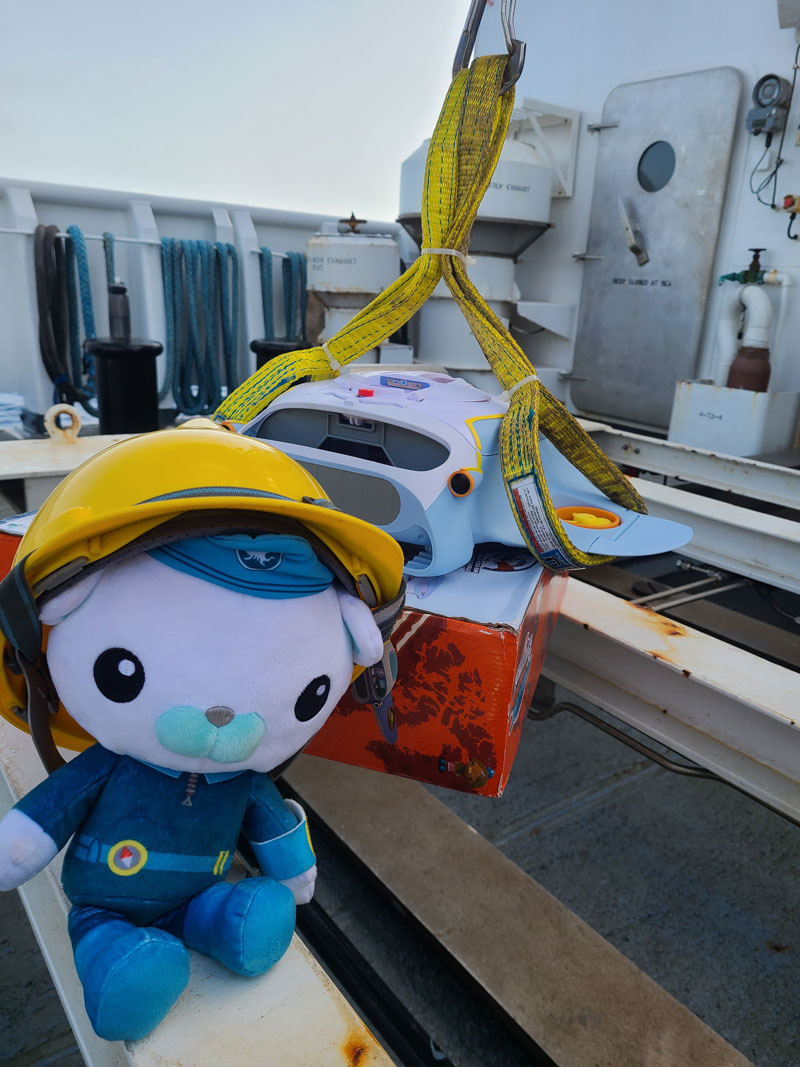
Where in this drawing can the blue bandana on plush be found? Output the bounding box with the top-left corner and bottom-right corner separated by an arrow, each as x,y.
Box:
148,534 -> 334,599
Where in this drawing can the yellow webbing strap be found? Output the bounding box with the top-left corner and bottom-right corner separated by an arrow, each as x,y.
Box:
216,55 -> 646,570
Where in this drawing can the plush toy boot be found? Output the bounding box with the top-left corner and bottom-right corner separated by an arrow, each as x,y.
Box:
158,877 -> 296,976
69,906 -> 191,1041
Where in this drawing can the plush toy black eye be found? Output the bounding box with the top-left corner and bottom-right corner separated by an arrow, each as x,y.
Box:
294,675 -> 331,722
93,648 -> 145,703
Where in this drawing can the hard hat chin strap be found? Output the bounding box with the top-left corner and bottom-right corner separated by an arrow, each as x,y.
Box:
0,557 -> 64,773
16,653 -> 65,773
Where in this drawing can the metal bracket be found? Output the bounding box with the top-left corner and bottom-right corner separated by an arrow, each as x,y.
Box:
529,701 -> 723,781
587,121 -> 620,133
632,579 -> 747,613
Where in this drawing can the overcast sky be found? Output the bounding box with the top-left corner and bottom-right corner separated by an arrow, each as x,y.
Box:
0,0 -> 478,223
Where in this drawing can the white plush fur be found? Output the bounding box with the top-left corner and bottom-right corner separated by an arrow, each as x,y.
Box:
0,809 -> 58,891
335,586 -> 385,666
44,554 -> 383,775
39,571 -> 103,626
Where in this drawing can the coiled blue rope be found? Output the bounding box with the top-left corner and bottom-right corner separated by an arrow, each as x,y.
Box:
259,247 -> 307,343
64,225 -> 99,415
282,250 -> 307,342
259,246 -> 274,340
102,231 -> 116,286
217,242 -> 239,392
160,238 -> 240,415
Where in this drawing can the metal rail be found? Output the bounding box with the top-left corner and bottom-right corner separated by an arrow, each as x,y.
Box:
581,420 -> 800,511
628,475 -> 800,594
545,580 -> 800,823
529,701 -> 725,780
575,564 -> 800,669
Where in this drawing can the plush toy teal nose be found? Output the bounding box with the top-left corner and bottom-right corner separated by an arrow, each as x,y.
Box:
205,706 -> 234,727
156,705 -> 265,763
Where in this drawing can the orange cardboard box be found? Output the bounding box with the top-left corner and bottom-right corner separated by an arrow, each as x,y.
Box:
306,545 -> 567,797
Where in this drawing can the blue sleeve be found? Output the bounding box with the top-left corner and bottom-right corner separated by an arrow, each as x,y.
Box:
14,744 -> 117,850
242,774 -> 315,881
242,774 -> 297,839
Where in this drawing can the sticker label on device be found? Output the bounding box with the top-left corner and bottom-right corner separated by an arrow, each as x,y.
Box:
380,375 -> 430,391
510,476 -> 581,571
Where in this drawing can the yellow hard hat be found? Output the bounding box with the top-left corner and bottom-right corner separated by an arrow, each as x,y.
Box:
0,419 -> 404,761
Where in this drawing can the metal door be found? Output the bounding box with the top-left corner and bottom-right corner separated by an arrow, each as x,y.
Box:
571,68 -> 741,427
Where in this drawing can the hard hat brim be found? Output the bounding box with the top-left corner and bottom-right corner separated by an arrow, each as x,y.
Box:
24,493 -> 404,608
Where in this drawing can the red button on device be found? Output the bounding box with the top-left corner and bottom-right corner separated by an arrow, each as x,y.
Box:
357,388 -> 374,397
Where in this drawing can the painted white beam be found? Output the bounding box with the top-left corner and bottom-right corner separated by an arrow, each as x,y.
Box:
545,580 -> 800,823
581,420 -> 800,510
629,476 -> 800,594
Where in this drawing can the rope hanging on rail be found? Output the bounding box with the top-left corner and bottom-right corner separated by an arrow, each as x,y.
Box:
32,223 -> 104,413
258,247 -> 308,344
63,225 -> 110,417
32,224 -> 72,404
102,231 -> 116,285
259,246 -> 275,340
283,251 -> 307,344
160,238 -> 240,416
215,55 -> 645,570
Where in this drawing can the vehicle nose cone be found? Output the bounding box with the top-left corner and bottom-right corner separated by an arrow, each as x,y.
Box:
205,706 -> 235,727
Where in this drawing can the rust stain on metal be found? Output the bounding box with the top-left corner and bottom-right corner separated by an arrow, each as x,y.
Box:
631,602 -> 690,638
342,1030 -> 373,1065
625,603 -> 694,664
649,649 -> 673,663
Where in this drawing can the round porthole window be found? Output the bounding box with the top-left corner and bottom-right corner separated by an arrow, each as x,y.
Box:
637,141 -> 676,192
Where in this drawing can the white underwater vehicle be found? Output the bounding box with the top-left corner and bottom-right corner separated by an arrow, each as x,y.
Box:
242,368 -> 692,574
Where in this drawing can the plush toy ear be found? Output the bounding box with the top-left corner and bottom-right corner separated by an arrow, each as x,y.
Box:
39,571 -> 104,626
335,588 -> 384,667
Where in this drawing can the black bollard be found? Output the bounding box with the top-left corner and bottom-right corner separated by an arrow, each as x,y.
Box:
250,338 -> 312,370
85,284 -> 163,434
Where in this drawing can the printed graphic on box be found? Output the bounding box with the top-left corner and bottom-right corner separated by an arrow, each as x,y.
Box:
306,547 -> 567,796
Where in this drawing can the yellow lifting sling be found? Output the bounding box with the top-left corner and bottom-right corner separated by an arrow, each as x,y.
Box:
215,52 -> 647,570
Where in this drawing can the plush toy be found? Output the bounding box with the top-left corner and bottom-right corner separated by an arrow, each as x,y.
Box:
0,420 -> 404,1042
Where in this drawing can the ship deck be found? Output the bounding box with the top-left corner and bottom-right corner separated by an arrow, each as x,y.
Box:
1,433 -> 798,1067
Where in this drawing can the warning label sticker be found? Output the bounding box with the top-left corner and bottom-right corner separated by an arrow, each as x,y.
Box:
510,476 -> 579,571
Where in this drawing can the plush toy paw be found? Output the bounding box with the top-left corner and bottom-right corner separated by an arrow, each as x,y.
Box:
279,864 -> 317,905
0,810 -> 58,891
71,913 -> 190,1042
182,877 -> 296,976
